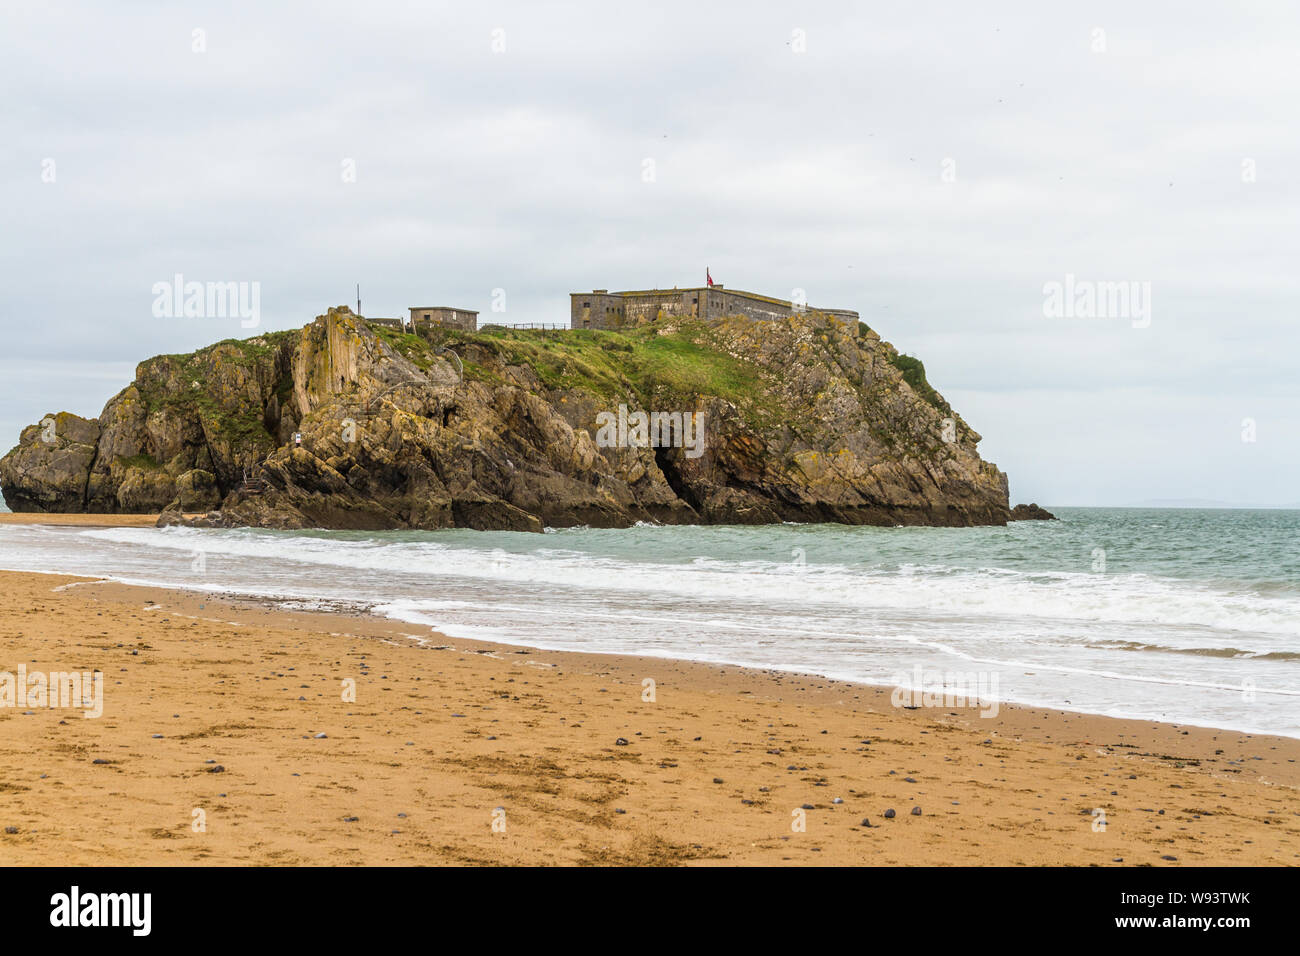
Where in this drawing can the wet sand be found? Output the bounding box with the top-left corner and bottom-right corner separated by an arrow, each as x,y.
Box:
0,569 -> 1296,866
0,513 -> 162,528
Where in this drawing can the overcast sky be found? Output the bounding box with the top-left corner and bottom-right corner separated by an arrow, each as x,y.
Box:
3,1 -> 1297,507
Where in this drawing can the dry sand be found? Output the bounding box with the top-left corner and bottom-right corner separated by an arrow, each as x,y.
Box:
0,569 -> 1295,866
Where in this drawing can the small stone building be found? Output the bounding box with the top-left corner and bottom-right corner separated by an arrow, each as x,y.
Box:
409,306 -> 478,334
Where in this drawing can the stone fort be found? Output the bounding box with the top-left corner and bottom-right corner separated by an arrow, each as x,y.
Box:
360,287 -> 858,339
570,286 -> 859,330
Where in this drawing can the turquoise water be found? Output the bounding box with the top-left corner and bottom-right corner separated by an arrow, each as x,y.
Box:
1,507 -> 1297,735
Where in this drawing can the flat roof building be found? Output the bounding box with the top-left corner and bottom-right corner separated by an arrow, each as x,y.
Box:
569,287 -> 858,330
409,306 -> 478,333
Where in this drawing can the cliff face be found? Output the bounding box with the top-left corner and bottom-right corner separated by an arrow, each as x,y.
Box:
0,306 -> 1011,530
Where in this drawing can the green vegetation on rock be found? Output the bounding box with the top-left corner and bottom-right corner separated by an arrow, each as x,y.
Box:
887,351 -> 952,416
377,321 -> 778,429
116,453 -> 162,471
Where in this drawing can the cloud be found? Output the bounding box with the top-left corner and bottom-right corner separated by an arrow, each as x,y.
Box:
2,0 -> 1296,504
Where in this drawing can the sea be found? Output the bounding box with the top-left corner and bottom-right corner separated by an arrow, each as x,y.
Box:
1,507 -> 1296,737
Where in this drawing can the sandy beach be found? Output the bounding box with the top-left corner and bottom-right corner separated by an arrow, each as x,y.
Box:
0,513 -> 163,528
0,560 -> 1295,866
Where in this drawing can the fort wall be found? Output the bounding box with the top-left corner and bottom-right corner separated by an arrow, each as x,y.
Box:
569,287 -> 858,330
363,288 -> 856,338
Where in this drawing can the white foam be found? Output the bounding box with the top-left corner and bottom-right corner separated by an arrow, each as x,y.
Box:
1,520 -> 1295,737
73,525 -> 1300,639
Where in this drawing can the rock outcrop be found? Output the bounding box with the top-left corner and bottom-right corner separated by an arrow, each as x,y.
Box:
0,412 -> 100,512
1009,502 -> 1057,520
1,306 -> 1013,530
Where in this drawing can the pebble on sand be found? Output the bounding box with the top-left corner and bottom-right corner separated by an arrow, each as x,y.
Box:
884,809 -> 896,819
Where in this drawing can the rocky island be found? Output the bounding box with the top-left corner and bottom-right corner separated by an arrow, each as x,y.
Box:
0,305 -> 1021,530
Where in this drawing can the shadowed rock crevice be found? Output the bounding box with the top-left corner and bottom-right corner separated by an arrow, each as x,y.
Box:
653,446 -> 703,514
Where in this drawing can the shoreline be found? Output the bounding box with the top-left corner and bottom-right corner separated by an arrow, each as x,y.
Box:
0,568 -> 1296,865
7,560 -> 1295,742
3,512 -> 1293,741
0,512 -> 163,527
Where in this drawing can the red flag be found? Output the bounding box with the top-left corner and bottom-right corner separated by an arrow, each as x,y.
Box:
706,268 -> 714,287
